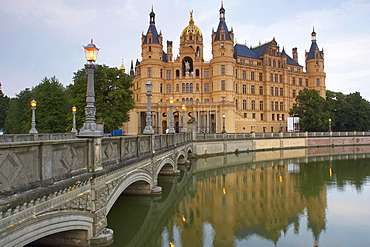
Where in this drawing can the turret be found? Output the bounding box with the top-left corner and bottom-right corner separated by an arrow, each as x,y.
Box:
130,60 -> 135,78
141,7 -> 163,61
166,41 -> 173,62
305,28 -> 326,96
292,47 -> 298,63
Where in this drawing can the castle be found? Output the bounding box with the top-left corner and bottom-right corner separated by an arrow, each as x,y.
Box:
124,4 -> 325,134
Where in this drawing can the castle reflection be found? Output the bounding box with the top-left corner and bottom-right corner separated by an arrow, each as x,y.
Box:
163,147 -> 370,246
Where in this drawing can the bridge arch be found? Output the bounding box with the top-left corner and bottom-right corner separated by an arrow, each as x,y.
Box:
5,211 -> 93,247
106,170 -> 153,214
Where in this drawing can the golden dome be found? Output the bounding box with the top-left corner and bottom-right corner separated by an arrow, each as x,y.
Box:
182,11 -> 202,37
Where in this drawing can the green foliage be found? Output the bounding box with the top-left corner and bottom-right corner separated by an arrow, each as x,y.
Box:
32,77 -> 69,133
67,64 -> 134,132
290,89 -> 370,132
289,89 -> 329,132
4,89 -> 33,133
0,89 -> 10,130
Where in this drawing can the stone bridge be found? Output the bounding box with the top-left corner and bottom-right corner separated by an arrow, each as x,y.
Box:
0,133 -> 192,246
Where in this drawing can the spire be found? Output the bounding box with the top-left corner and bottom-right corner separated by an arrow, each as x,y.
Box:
150,6 -> 155,24
130,60 -> 135,78
189,10 -> 194,25
311,27 -> 316,42
120,57 -> 125,73
213,2 -> 232,41
219,1 -> 226,20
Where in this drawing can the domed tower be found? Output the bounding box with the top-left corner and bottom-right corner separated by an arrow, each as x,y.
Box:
179,11 -> 203,76
305,28 -> 326,96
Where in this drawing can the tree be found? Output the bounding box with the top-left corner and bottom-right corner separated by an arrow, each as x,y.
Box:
32,76 -> 69,133
289,88 -> 329,132
0,86 -> 10,130
4,88 -> 33,134
67,65 -> 134,132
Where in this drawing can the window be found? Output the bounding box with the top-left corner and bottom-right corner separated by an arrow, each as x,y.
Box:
186,83 -> 189,93
259,86 -> 263,95
147,68 -> 152,77
166,84 -> 171,94
280,88 -> 283,97
299,78 -> 302,86
244,113 -> 247,118
242,100 -> 247,110
204,69 -> 210,78
274,74 -> 278,82
221,65 -> 226,75
252,113 -> 256,119
316,78 -> 320,86
251,71 -> 255,81
279,75 -> 283,83
242,84 -> 247,94
275,102 -> 279,111
271,101 -> 274,111
190,83 -> 193,93
272,114 -> 275,121
204,83 -> 210,93
260,113 -> 264,120
259,73 -> 263,81
293,89 -> 296,98
176,84 -> 179,92
270,73 -> 273,82
251,85 -> 255,95
195,69 -> 200,77
242,70 -> 246,80
280,102 -> 284,111
196,83 -> 199,91
166,70 -> 171,79
235,99 -> 238,109
271,87 -> 274,96
251,100 -> 256,110
292,77 -> 296,85
160,69 -> 163,78
176,70 -> 180,78
235,83 -> 238,93
306,79 -> 308,87
275,87 -> 279,96
260,101 -> 264,111
221,80 -> 226,91
182,83 -> 186,93
160,83 -> 163,93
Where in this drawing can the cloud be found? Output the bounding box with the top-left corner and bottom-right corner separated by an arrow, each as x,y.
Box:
0,0 -> 97,29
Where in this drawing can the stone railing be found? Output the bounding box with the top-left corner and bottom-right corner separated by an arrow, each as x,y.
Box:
0,133 -> 192,196
0,133 -> 77,143
195,131 -> 370,140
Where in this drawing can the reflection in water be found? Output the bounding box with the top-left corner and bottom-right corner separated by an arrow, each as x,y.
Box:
107,148 -> 370,247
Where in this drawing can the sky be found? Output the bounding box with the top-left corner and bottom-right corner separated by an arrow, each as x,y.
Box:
0,0 -> 369,99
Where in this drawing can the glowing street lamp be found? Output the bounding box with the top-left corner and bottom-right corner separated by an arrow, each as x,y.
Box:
180,104 -> 187,133
29,99 -> 38,134
221,113 -> 226,133
79,39 -> 102,137
167,97 -> 176,133
71,106 -> 78,134
329,118 -> 332,132
143,81 -> 154,134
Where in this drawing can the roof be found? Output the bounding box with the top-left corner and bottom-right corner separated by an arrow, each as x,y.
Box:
214,20 -> 232,41
143,24 -> 160,44
234,43 -> 301,66
306,41 -> 323,60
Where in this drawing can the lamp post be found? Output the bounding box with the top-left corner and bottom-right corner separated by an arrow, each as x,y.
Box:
168,97 -> 176,133
181,104 -> 187,133
329,118 -> 332,132
29,99 -> 38,134
221,113 -> 226,133
279,117 -> 282,132
143,81 -> 154,134
79,39 -> 102,137
71,106 -> 78,134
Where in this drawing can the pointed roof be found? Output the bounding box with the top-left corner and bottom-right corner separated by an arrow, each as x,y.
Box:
214,3 -> 232,41
307,28 -> 323,60
143,7 -> 160,44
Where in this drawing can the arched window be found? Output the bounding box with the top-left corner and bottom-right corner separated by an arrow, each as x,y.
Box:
195,69 -> 200,77
260,101 -> 264,110
182,83 -> 185,93
176,70 -> 180,78
190,83 -> 194,93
